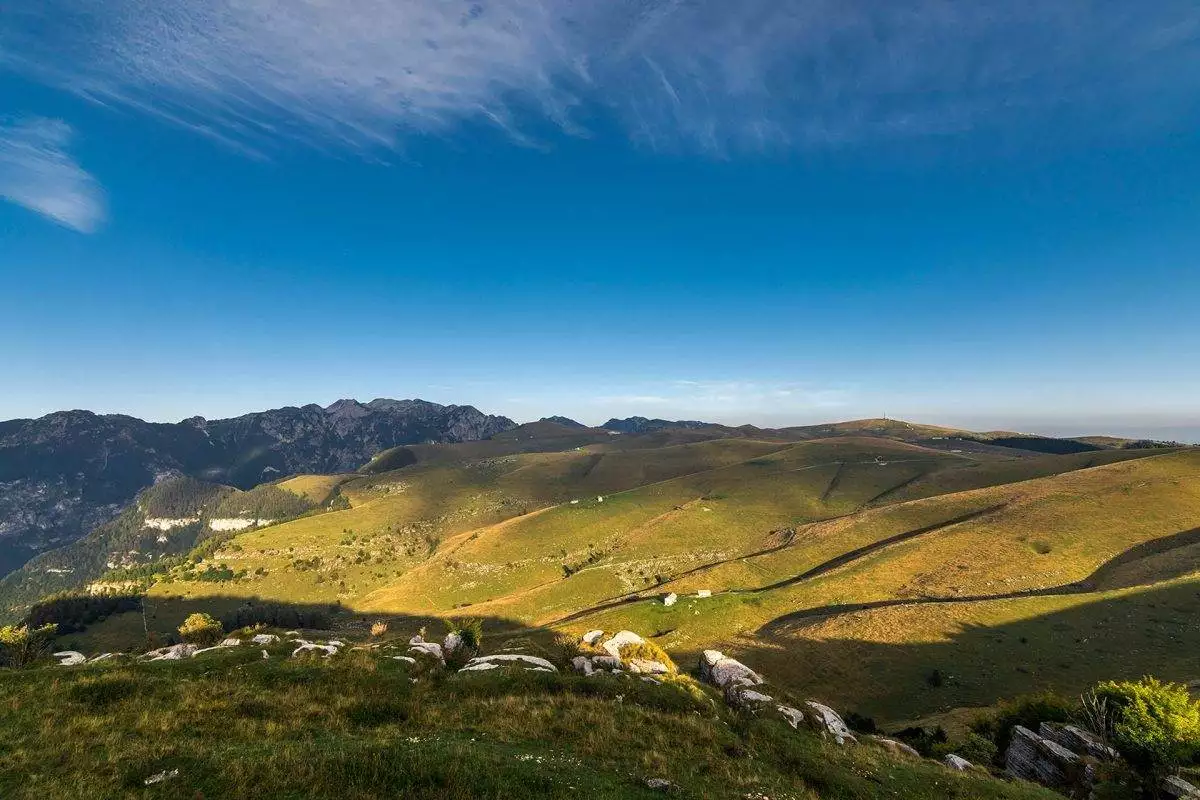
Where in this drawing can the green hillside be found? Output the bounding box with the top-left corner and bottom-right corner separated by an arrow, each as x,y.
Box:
0,627 -> 1062,800
13,422 -> 1199,732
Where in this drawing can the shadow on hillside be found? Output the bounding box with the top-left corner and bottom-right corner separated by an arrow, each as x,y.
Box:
726,578 -> 1200,724
41,594 -> 554,656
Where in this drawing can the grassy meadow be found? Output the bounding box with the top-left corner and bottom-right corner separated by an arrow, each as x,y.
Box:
29,426 -> 1200,729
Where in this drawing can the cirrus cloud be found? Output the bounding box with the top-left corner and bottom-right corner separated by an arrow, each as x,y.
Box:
0,116 -> 106,232
2,1 -> 1198,154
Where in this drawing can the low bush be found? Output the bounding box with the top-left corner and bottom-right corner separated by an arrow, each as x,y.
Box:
970,691 -> 1076,760
1088,677 -> 1200,793
0,623 -> 58,668
177,613 -> 224,646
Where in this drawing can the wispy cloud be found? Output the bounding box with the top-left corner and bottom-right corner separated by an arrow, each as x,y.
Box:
0,116 -> 106,232
2,1 -> 1198,154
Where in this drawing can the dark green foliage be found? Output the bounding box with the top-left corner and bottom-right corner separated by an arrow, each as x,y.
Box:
894,725 -> 949,757
982,436 -> 1101,455
845,712 -> 881,734
950,732 -> 1000,765
446,618 -> 483,651
25,592 -> 142,633
214,484 -> 314,521
220,601 -> 332,631
970,691 -> 1076,760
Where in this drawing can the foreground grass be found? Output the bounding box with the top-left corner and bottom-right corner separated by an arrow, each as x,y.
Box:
0,647 -> 1059,799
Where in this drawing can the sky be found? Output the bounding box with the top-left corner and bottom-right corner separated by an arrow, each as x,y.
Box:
1,1 -> 1198,440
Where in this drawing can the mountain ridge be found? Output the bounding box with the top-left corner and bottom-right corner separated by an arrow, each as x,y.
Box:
0,399 -> 515,577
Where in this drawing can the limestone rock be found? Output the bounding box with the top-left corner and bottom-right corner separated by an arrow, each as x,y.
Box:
699,650 -> 763,689
250,634 -> 279,645
90,652 -> 117,663
292,642 -> 338,658
443,632 -> 463,655
663,593 -> 677,607
145,644 -> 197,661
392,655 -> 417,664
53,650 -> 86,666
1163,776 -> 1200,799
696,589 -> 712,598
645,777 -> 673,792
600,630 -> 645,659
144,768 -> 179,786
777,705 -> 806,729
571,656 -> 594,676
727,688 -> 774,709
219,638 -> 242,647
943,754 -> 973,771
804,701 -> 857,745
1038,722 -> 1118,760
870,737 -> 921,758
460,653 -> 558,673
1004,725 -> 1083,791
627,658 -> 670,675
407,635 -> 444,663
581,630 -> 603,645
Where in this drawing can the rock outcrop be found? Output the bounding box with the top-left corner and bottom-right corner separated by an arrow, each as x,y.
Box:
1163,776 -> 1200,799
1038,722 -> 1118,761
699,650 -> 763,691
1004,725 -> 1087,792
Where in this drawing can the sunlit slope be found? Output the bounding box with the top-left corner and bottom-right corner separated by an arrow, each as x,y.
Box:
155,438 -> 788,606
564,450 -> 1200,720
358,438 -> 1007,617
276,474 -> 353,504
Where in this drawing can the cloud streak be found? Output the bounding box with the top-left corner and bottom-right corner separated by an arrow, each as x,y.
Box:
2,1 -> 1198,154
0,116 -> 106,232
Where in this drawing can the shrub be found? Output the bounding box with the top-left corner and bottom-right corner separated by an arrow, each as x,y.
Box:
446,618 -> 483,651
945,732 -> 999,765
1088,677 -> 1200,790
370,621 -> 388,638
177,612 -> 224,645
0,623 -> 58,668
844,712 -> 881,735
969,691 -> 1075,760
617,639 -> 677,672
894,725 -> 948,757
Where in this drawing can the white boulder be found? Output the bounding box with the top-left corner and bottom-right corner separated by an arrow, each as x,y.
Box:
145,644 -> 197,661
219,638 -> 242,647
663,593 -> 678,607
943,754 -> 973,771
460,653 -> 558,673
250,634 -> 279,645
627,658 -> 670,675
700,650 -> 763,689
600,630 -> 646,659
443,632 -> 464,654
804,701 -> 857,745
581,630 -> 604,645
53,651 -> 86,666
292,642 -> 338,658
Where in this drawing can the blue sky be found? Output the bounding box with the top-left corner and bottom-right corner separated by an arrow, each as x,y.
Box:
1,1 -> 1199,439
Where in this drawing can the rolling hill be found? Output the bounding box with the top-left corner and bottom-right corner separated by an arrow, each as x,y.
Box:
18,412 -> 1196,734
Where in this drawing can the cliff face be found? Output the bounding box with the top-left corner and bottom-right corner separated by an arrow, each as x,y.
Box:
0,399 -> 515,576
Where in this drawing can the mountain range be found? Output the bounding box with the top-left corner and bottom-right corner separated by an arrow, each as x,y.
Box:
0,399 -> 514,576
